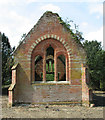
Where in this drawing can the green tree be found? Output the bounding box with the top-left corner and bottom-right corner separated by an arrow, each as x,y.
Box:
100,50 -> 105,90
2,33 -> 15,85
83,40 -> 105,90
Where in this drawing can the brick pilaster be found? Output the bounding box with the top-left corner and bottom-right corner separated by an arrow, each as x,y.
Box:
43,52 -> 46,82
54,50 -> 57,81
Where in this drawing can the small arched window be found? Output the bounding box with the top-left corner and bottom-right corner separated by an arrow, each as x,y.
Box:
57,55 -> 66,81
46,46 -> 54,81
35,55 -> 43,81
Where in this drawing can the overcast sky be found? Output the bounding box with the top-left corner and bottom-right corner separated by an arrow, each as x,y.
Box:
0,0 -> 104,48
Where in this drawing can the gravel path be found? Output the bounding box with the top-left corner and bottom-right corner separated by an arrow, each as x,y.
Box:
1,90 -> 105,119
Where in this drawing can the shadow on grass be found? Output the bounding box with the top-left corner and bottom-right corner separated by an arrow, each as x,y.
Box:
93,92 -> 105,107
2,85 -> 10,96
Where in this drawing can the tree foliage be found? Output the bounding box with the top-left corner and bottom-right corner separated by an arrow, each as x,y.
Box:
83,40 -> 105,90
2,33 -> 15,85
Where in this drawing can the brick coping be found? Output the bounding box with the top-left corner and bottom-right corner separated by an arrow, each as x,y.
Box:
32,81 -> 82,86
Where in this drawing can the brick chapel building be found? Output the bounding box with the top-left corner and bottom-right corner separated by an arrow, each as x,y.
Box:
8,11 -> 92,107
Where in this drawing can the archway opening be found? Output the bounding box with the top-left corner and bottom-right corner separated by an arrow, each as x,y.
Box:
46,46 -> 54,81
57,55 -> 66,81
35,55 -> 43,81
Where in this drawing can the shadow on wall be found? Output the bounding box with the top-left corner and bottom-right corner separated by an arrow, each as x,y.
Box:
17,64 -> 30,85
14,64 -> 36,102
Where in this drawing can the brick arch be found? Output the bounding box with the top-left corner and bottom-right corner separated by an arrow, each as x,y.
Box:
27,34 -> 72,61
32,52 -> 43,61
28,34 -> 72,83
56,51 -> 67,58
43,41 -> 58,51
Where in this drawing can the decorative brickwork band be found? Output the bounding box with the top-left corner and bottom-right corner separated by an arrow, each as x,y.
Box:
27,34 -> 72,60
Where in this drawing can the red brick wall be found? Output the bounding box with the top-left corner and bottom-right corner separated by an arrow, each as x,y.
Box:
14,12 -> 86,84
14,84 -> 82,104
11,12 -> 89,105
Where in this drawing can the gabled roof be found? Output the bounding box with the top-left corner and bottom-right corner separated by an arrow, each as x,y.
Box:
14,11 -> 83,55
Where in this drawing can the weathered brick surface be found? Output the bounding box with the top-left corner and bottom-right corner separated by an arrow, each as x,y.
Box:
32,85 -> 82,103
8,11 -> 91,106
14,84 -> 82,103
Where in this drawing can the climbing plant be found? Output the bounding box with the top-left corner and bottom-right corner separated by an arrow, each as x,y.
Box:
57,17 -> 84,45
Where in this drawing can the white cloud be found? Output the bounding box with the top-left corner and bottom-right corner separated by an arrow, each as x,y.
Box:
84,26 -> 103,45
89,3 -> 103,15
0,0 -> 103,48
26,0 -> 38,4
20,0 -> 105,3
96,15 -> 100,19
0,0 -> 104,4
0,0 -> 37,6
0,0 -> 23,6
0,0 -> 14,4
0,10 -> 34,47
40,4 -> 60,13
81,22 -> 88,27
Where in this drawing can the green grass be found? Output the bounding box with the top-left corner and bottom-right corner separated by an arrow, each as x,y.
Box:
46,74 -> 54,81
